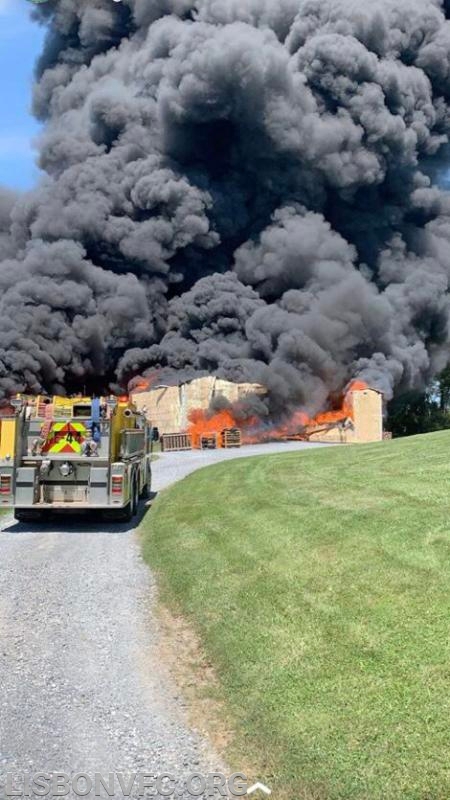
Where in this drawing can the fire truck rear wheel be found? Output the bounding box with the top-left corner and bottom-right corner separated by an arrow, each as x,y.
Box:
116,475 -> 138,522
131,475 -> 138,516
142,468 -> 152,500
116,502 -> 131,523
123,475 -> 138,521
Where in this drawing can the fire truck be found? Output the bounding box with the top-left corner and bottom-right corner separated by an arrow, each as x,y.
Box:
0,395 -> 153,522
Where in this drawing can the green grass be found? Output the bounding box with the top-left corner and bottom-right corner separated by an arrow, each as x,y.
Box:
141,432 -> 450,799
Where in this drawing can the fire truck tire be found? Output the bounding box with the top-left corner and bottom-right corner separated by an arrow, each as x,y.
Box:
131,475 -> 138,516
116,475 -> 138,522
120,503 -> 133,522
118,498 -> 133,523
142,467 -> 152,500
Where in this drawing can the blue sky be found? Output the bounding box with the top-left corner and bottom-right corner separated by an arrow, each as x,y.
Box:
0,0 -> 44,190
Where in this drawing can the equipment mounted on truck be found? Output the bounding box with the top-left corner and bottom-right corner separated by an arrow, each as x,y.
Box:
0,395 -> 153,522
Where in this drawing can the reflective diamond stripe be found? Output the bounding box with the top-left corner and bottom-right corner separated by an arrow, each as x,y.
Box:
42,422 -> 88,454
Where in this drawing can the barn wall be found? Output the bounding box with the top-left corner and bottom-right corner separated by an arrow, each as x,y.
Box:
132,377 -> 264,434
133,386 -> 182,433
351,388 -> 383,443
307,388 -> 383,444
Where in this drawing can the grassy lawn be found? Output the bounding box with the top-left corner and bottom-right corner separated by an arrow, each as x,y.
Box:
141,432 -> 450,799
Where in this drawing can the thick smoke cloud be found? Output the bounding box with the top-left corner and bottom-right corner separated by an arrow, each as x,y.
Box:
0,189 -> 18,260
2,0 -> 450,412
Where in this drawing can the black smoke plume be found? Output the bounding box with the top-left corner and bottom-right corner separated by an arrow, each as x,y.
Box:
2,0 -> 450,414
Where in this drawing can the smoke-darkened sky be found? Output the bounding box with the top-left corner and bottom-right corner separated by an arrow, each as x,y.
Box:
1,0 -> 450,416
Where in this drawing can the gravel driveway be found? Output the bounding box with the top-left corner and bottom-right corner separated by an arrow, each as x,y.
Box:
0,441 -> 327,798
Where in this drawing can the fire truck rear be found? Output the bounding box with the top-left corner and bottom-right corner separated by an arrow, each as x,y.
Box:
0,395 -> 153,522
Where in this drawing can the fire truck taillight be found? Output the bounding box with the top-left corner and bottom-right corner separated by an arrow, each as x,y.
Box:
0,475 -> 12,495
111,476 -> 123,495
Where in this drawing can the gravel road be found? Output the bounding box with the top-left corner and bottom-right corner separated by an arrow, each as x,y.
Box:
0,442 -> 327,799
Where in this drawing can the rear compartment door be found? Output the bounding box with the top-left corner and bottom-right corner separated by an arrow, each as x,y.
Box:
14,467 -> 39,507
89,466 -> 109,505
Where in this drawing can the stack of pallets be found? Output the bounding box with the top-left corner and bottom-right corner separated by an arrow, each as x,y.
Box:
200,434 -> 218,450
221,428 -> 242,448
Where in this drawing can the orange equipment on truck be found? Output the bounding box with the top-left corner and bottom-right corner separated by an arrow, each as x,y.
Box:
0,395 -> 154,522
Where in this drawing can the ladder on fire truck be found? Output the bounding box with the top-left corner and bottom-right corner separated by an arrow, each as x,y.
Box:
38,403 -> 54,439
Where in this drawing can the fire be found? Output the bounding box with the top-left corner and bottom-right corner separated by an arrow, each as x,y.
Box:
296,379 -> 369,435
186,379 -> 369,446
300,379 -> 368,427
129,370 -> 162,393
346,379 -> 369,393
188,408 -> 257,448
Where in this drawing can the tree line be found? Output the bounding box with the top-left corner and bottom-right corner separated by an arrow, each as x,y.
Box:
387,367 -> 450,437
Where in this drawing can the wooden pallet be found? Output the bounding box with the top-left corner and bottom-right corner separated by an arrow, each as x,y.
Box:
221,428 -> 242,448
200,434 -> 218,450
160,433 -> 193,452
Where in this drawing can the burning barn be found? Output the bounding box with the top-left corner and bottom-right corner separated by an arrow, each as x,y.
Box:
132,377 -> 383,447
132,376 -> 265,435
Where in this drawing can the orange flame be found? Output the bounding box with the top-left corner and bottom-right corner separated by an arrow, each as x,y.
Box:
186,380 -> 369,446
188,407 -> 259,448
134,381 -> 151,392
129,370 -> 162,393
